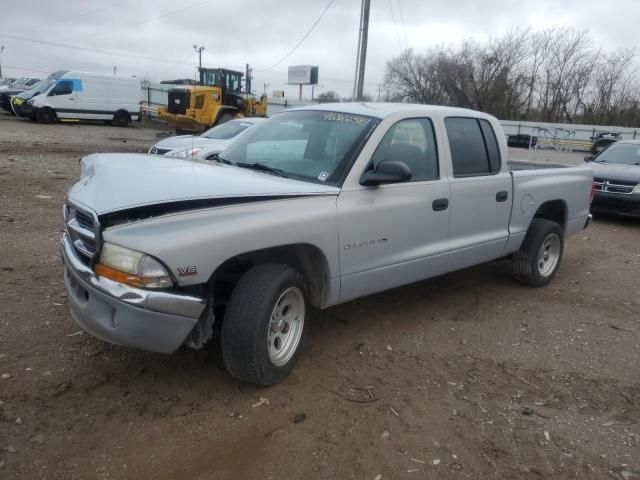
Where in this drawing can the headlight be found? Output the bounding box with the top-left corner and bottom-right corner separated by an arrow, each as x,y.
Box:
165,147 -> 202,158
633,184 -> 640,194
95,243 -> 173,289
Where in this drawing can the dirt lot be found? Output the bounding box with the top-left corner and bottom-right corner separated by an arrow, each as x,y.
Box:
0,113 -> 639,480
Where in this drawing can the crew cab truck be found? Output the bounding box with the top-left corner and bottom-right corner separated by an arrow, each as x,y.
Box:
61,104 -> 593,386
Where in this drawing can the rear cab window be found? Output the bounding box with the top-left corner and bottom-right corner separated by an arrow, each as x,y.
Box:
445,117 -> 502,177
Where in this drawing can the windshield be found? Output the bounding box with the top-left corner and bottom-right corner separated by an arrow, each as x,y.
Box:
30,80 -> 54,94
201,120 -> 254,140
594,143 -> 640,165
221,110 -> 379,185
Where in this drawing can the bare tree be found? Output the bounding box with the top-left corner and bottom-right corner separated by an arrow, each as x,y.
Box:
383,27 -> 640,126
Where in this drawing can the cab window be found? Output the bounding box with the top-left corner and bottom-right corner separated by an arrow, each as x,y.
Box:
50,80 -> 73,96
370,118 -> 439,182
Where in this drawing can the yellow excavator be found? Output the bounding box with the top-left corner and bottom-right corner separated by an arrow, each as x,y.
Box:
158,67 -> 268,133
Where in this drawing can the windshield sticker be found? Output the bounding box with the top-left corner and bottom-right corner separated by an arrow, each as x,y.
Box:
323,112 -> 371,126
318,171 -> 330,182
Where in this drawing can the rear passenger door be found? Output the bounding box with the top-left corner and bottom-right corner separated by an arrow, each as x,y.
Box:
444,117 -> 511,268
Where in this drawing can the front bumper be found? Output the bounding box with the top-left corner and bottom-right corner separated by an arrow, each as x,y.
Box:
592,192 -> 640,217
11,98 -> 35,118
61,232 -> 206,353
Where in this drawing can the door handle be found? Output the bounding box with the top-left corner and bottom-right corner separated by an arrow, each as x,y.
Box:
432,198 -> 449,211
496,191 -> 509,202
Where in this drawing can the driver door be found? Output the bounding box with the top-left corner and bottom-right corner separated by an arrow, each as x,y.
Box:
337,117 -> 451,302
49,79 -> 78,119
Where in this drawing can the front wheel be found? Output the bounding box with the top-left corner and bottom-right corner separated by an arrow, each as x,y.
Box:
36,108 -> 56,124
512,219 -> 564,287
221,264 -> 309,385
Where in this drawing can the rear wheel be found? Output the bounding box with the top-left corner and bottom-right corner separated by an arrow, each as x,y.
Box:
113,110 -> 130,127
221,264 -> 309,386
512,219 -> 564,287
36,107 -> 56,124
216,112 -> 234,126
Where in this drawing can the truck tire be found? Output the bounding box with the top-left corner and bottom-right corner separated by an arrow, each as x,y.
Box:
221,264 -> 309,386
217,112 -> 234,125
36,107 -> 56,124
113,110 -> 131,127
512,219 -> 564,287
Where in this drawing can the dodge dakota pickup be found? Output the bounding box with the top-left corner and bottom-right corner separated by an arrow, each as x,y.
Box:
61,103 -> 594,385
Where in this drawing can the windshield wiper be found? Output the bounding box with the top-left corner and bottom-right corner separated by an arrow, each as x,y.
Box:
236,162 -> 289,178
209,153 -> 231,164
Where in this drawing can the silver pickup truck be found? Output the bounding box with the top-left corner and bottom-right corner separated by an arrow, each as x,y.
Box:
61,103 -> 593,385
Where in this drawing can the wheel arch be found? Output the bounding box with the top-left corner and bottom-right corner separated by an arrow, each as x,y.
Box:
113,109 -> 131,123
532,199 -> 567,231
209,243 -> 331,309
211,106 -> 237,127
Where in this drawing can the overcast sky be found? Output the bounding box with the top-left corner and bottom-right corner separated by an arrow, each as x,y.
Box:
0,0 -> 638,99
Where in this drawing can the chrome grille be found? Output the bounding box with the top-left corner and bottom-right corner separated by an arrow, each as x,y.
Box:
64,204 -> 98,263
593,177 -> 637,195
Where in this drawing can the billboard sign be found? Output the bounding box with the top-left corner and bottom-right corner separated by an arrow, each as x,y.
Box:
288,65 -> 319,85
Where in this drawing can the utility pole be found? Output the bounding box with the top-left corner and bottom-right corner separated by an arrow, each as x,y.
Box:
0,46 -> 4,79
263,83 -> 269,96
113,66 -> 117,76
353,0 -> 371,101
245,63 -> 252,94
376,83 -> 383,102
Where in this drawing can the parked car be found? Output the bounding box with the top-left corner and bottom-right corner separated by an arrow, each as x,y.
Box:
590,131 -> 621,155
0,77 -> 39,91
26,71 -> 141,125
0,78 -> 16,89
149,117 -> 266,159
0,77 -> 43,112
60,103 -> 593,385
507,133 -> 537,149
585,140 -> 640,216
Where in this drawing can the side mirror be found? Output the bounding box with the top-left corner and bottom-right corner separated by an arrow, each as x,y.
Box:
360,159 -> 412,186
584,155 -> 594,162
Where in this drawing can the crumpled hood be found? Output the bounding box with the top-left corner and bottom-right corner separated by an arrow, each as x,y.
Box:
590,162 -> 640,183
69,153 -> 339,215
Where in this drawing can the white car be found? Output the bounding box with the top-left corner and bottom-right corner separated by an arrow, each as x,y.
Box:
149,117 -> 266,159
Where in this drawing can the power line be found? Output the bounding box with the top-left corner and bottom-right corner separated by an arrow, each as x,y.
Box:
14,1 -> 129,35
2,65 -> 52,75
0,33 -> 194,66
387,0 -> 405,52
396,0 -> 410,50
71,0 -> 213,42
254,0 -> 335,73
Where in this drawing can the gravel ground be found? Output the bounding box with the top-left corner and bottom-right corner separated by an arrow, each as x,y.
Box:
0,112 -> 639,480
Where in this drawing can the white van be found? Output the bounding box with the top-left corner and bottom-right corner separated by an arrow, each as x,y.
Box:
27,71 -> 141,125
